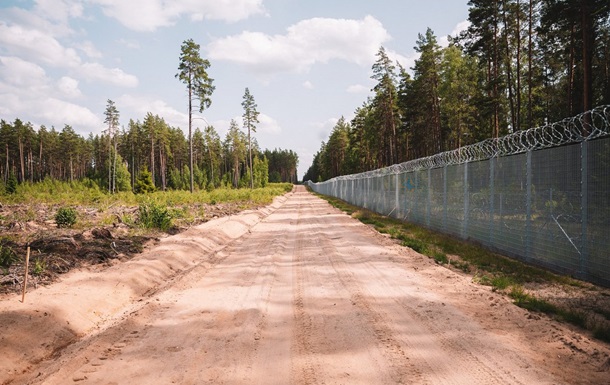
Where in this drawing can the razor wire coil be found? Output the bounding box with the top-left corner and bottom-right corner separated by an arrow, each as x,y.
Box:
322,105 -> 610,182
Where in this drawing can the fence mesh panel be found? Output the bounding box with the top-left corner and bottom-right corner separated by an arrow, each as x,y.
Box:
309,106 -> 610,287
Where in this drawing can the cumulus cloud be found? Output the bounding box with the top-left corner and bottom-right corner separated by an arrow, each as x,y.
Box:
0,21 -> 138,88
91,0 -> 266,32
0,22 -> 81,67
34,0 -> 84,24
117,94 -> 189,129
39,98 -> 100,130
440,20 -> 471,48
302,81 -> 314,89
79,63 -> 138,87
57,76 -> 82,98
0,56 -> 99,132
0,56 -> 47,88
75,41 -> 103,59
258,113 -> 282,134
346,84 -> 369,94
207,15 -> 391,75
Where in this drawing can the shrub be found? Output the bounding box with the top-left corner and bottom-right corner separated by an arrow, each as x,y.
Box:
134,167 -> 155,194
6,173 -> 17,195
55,207 -> 77,228
0,244 -> 18,273
138,200 -> 172,231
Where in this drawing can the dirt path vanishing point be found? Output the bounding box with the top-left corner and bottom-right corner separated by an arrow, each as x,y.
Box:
1,185 -> 609,385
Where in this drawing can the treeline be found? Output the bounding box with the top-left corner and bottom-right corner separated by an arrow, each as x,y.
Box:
0,113 -> 298,192
304,0 -> 610,182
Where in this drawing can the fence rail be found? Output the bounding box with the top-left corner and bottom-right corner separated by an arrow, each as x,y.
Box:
308,106 -> 610,287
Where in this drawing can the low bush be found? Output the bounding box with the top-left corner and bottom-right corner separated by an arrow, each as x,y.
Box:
138,200 -> 172,231
55,207 -> 77,228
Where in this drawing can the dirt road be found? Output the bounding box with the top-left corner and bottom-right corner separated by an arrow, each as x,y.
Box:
2,186 -> 609,384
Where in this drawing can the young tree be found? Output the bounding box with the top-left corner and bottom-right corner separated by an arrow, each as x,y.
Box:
224,119 -> 247,188
371,46 -> 400,166
176,38 -> 215,193
104,99 -> 120,193
241,87 -> 260,189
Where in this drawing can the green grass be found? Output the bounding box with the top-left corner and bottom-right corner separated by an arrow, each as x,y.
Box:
315,192 -> 610,344
2,179 -> 292,208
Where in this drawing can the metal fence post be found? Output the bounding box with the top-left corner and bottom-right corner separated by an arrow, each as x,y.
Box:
427,168 -> 431,226
443,165 -> 448,232
526,150 -> 532,261
580,140 -> 588,279
489,157 -> 495,246
463,162 -> 470,239
395,173 -> 400,219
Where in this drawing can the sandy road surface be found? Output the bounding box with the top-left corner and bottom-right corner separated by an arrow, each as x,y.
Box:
2,186 -> 609,384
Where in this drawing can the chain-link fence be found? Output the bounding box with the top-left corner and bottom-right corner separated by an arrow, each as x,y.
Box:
308,106 -> 610,287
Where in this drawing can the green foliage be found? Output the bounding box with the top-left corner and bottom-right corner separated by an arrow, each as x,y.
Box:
0,244 -> 18,273
193,163 -> 207,190
114,154 -> 132,192
55,206 -> 77,228
491,276 -> 515,291
253,156 -> 269,188
134,167 -> 155,194
138,200 -> 172,231
6,173 -> 17,195
33,258 -> 46,276
269,170 -> 281,183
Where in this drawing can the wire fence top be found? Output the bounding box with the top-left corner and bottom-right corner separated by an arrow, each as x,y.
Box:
315,105 -> 610,182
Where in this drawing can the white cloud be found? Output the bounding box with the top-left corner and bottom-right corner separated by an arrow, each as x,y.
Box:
440,20 -> 470,48
57,76 -> 82,98
0,20 -> 138,88
91,0 -> 265,32
346,84 -> 369,94
79,63 -> 139,87
302,81 -> 314,89
34,0 -> 84,24
0,56 -> 47,88
315,118 -> 339,141
207,15 -> 391,76
117,94 -> 188,129
118,38 -> 141,50
0,22 -> 81,67
40,98 -> 100,130
75,40 -> 103,59
0,59 -> 98,133
258,113 -> 282,134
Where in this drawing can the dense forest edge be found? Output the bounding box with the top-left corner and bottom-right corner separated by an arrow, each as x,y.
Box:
304,0 -> 610,182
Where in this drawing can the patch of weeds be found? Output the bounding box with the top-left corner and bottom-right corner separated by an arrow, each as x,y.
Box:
473,274 -> 493,286
491,276 -> 514,291
0,244 -> 18,274
593,326 -> 610,343
33,258 -> 46,276
593,307 -> 610,321
452,260 -> 471,272
509,286 -> 558,315
138,200 -> 172,231
559,309 -> 588,329
400,235 -> 428,254
55,206 -> 77,228
432,251 -> 448,264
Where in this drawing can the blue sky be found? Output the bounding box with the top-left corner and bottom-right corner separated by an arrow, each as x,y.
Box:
0,0 -> 469,178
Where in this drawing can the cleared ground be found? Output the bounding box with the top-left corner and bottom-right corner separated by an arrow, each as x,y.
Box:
1,185 -> 609,384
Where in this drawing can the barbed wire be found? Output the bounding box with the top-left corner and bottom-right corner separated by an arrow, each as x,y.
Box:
319,105 -> 610,182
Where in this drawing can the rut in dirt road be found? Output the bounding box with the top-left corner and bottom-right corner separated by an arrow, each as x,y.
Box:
7,186 -> 609,385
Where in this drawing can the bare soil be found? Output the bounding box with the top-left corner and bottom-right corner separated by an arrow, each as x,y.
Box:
1,186 -> 609,384
0,201 -> 247,294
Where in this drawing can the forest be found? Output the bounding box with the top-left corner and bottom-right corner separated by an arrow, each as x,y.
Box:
304,0 -> 610,182
0,114 -> 299,193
